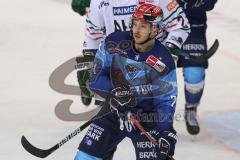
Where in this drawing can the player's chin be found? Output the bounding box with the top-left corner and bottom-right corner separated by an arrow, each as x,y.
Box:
134,37 -> 144,44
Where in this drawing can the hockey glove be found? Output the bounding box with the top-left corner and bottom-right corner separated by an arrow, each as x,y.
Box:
158,130 -> 177,160
76,55 -> 94,98
165,42 -> 181,56
71,0 -> 90,16
165,42 -> 181,62
110,86 -> 136,109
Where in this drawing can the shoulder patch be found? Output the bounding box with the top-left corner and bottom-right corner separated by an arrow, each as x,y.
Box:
167,0 -> 177,11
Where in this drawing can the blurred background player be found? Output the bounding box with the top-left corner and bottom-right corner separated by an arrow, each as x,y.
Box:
177,0 -> 218,135
71,0 -> 190,106
74,4 -> 178,160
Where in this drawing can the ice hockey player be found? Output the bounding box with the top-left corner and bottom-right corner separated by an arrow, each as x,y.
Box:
177,0 -> 218,135
74,4 -> 178,160
72,0 -> 190,106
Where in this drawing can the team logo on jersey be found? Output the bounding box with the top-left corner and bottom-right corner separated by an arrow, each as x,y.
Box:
113,5 -> 137,16
183,43 -> 205,51
167,0 -> 177,11
84,137 -> 93,146
125,64 -> 141,80
134,54 -> 140,61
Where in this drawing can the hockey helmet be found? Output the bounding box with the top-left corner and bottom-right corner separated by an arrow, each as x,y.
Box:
132,3 -> 163,25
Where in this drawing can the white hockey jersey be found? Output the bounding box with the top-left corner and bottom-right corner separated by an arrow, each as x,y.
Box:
83,0 -> 190,51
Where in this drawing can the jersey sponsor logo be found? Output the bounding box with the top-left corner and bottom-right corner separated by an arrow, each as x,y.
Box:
146,55 -> 166,73
85,124 -> 104,142
167,0 -> 177,11
139,151 -> 157,159
133,84 -> 153,95
113,5 -> 137,16
98,1 -> 109,9
137,141 -> 155,149
139,0 -> 154,4
183,44 -> 205,51
112,87 -> 132,97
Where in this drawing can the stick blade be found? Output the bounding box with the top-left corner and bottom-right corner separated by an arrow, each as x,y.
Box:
21,136 -> 54,158
204,39 -> 219,59
189,39 -> 219,62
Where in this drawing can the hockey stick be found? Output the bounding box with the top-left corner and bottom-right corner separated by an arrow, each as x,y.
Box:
21,55 -> 173,158
128,112 -> 159,146
128,112 -> 175,160
180,39 -> 219,62
21,100 -> 111,158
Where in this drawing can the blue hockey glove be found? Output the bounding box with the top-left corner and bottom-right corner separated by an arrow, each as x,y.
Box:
158,130 -> 177,160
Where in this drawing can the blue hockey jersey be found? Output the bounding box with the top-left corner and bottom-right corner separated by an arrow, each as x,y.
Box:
89,31 -> 178,130
178,0 -> 218,30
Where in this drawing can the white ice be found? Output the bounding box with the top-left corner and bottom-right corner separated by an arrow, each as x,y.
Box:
0,0 -> 239,160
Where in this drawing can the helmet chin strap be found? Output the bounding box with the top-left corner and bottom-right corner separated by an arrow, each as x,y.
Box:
135,29 -> 157,45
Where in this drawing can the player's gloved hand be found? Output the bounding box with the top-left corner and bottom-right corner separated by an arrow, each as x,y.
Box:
76,56 -> 94,99
165,42 -> 181,62
110,86 -> 136,108
71,0 -> 91,16
165,42 -> 181,56
158,130 -> 177,160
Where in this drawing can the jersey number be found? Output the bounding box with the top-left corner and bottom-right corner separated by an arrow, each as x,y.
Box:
114,20 -> 128,32
170,95 -> 177,107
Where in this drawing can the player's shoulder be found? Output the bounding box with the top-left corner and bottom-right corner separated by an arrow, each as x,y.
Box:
154,0 -> 180,15
154,40 -> 176,69
155,40 -> 169,54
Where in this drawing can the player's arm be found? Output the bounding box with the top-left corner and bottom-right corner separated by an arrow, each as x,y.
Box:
76,0 -> 106,91
89,43 -> 113,92
82,0 -> 106,52
153,54 -> 178,159
155,74 -> 178,160
88,42 -> 113,98
177,0 -> 218,11
159,0 -> 191,55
